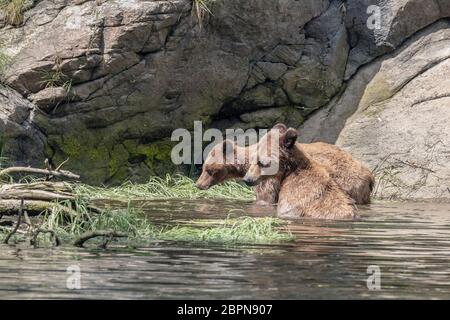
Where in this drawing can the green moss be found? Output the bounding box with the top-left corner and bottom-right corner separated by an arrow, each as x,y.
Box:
360,73 -> 393,116
49,134 -> 181,184
58,135 -> 82,158
124,139 -> 177,175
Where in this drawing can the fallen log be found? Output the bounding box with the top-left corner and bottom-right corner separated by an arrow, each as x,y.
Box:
0,199 -> 79,218
0,164 -> 80,216
0,167 -> 80,180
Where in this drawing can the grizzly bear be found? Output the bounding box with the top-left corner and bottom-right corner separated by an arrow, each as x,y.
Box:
196,124 -> 373,205
243,128 -> 357,220
195,139 -> 279,204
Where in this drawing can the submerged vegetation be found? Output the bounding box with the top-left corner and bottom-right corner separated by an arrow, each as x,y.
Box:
75,175 -> 255,201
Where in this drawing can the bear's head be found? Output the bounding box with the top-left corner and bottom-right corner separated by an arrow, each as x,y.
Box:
243,126 -> 298,186
195,139 -> 240,190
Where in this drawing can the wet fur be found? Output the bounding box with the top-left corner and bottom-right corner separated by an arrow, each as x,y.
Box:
275,144 -> 357,220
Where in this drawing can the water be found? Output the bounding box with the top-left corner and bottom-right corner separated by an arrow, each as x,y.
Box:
0,200 -> 450,299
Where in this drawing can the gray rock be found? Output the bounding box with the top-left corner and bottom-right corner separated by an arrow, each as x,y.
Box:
344,0 -> 450,79
301,21 -> 450,200
0,85 -> 45,167
0,0 -> 449,200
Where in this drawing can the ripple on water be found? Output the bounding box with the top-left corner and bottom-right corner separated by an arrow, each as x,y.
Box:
0,201 -> 450,299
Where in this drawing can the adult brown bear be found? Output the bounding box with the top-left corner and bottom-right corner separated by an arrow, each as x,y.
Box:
243,127 -> 357,220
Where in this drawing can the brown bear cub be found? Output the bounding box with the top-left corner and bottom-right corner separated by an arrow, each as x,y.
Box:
195,140 -> 279,204
244,128 -> 357,220
196,124 -> 374,205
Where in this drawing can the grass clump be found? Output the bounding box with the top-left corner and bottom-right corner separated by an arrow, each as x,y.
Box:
75,174 -> 255,201
0,174 -> 290,248
160,217 -> 294,244
12,202 -> 293,246
0,0 -> 26,26
192,0 -> 214,28
38,68 -> 72,92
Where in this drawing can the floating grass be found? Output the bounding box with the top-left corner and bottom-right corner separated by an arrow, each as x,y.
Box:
0,200 -> 293,246
0,174 -> 285,248
159,217 -> 294,244
74,174 -> 255,201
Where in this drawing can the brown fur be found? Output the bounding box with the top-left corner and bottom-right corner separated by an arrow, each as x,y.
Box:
244,128 -> 357,220
196,125 -> 374,205
195,140 -> 279,204
301,142 -> 374,205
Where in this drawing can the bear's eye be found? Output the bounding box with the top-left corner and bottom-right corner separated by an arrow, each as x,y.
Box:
206,169 -> 214,176
257,160 -> 271,168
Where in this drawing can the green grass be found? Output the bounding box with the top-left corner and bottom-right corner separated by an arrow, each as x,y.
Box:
0,0 -> 26,26
159,216 -> 293,244
74,174 -> 255,201
0,201 -> 293,246
0,175 -> 288,247
38,68 -> 72,92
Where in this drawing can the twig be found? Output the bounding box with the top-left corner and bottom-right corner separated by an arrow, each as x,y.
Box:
73,230 -> 128,247
44,158 -> 54,181
0,167 -> 80,180
55,158 -> 70,171
3,199 -> 24,244
23,211 -> 33,230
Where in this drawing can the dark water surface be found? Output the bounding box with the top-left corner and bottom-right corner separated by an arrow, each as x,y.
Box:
0,200 -> 450,299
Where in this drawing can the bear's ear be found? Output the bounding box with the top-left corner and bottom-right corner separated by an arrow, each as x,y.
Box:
272,123 -> 287,133
281,128 -> 298,149
222,139 -> 234,156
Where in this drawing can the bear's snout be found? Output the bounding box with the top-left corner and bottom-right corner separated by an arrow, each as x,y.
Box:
195,181 -> 209,190
243,176 -> 258,187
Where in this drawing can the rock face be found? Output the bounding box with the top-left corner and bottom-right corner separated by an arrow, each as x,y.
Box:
0,0 -> 449,200
337,22 -> 450,200
300,19 -> 450,200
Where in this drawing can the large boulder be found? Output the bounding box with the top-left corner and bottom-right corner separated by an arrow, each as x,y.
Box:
0,0 -> 330,184
0,0 -> 449,200
300,21 -> 450,200
0,85 -> 45,167
337,22 -> 450,200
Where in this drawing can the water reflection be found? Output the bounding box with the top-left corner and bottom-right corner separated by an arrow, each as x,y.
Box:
0,200 -> 449,299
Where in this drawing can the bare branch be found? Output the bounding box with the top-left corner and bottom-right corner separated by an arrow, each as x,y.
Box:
73,230 -> 128,247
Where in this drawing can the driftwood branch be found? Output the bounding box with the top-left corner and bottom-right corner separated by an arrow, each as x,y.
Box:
73,230 -> 128,247
0,167 -> 80,180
